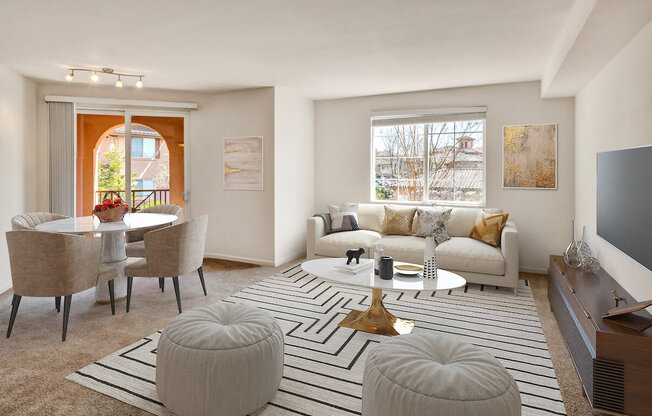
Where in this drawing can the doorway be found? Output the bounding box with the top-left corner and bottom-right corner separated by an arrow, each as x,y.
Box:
75,112 -> 186,217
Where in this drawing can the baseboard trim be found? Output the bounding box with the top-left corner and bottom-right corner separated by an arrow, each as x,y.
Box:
0,282 -> 12,297
203,252 -> 276,267
274,251 -> 306,267
520,267 -> 547,275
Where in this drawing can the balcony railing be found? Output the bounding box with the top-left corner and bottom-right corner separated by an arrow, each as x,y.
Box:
96,189 -> 170,212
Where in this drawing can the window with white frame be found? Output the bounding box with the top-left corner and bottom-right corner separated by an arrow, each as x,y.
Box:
372,109 -> 486,204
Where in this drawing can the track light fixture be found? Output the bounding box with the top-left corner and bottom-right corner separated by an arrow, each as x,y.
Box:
64,67 -> 145,88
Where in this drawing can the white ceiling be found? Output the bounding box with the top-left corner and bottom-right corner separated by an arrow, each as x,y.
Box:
0,0 -> 574,99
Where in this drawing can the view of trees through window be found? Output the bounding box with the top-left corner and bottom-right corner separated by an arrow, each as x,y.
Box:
373,119 -> 484,203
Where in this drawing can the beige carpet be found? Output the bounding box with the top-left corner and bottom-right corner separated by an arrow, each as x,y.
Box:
0,261 -> 595,415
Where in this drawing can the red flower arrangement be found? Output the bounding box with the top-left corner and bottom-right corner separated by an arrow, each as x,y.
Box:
93,197 -> 129,223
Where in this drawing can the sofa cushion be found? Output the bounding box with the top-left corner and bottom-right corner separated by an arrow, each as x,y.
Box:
328,202 -> 360,234
469,209 -> 510,247
378,235 -> 426,265
435,237 -> 505,275
315,230 -> 381,258
330,203 -> 385,233
383,205 -> 417,235
446,207 -> 482,237
414,207 -> 452,243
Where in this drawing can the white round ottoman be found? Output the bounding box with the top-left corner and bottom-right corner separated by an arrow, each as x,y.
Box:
156,303 -> 284,416
362,333 -> 520,416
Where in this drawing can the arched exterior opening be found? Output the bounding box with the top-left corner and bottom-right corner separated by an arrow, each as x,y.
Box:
76,114 -> 184,216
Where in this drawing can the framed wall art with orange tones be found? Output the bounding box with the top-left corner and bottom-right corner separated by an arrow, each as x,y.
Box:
503,124 -> 557,189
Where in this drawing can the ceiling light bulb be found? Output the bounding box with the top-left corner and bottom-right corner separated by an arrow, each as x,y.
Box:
91,72 -> 99,82
115,77 -> 123,88
136,77 -> 143,88
65,71 -> 74,81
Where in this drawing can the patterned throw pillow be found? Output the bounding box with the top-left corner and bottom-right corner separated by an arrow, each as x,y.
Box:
415,208 -> 452,243
469,209 -> 510,247
383,205 -> 417,235
328,202 -> 360,234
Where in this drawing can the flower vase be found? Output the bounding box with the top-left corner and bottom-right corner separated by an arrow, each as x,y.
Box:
563,220 -> 581,268
423,236 -> 438,279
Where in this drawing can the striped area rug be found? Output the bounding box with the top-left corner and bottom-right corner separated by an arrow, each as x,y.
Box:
67,264 -> 567,416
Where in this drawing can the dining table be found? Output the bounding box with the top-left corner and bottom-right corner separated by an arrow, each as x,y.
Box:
35,213 -> 178,302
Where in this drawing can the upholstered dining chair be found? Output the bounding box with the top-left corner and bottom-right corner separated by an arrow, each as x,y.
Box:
125,204 -> 184,254
11,212 -> 70,231
5,231 -> 116,341
10,212 -> 71,312
124,215 -> 208,314
125,204 -> 183,292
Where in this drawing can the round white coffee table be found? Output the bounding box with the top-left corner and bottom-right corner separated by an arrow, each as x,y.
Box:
36,213 -> 178,302
301,258 -> 466,336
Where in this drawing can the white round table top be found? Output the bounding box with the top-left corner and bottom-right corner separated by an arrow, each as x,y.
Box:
35,213 -> 178,234
301,258 -> 466,292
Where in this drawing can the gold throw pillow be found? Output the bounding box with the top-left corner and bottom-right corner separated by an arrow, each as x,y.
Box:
469,210 -> 509,247
383,206 -> 417,235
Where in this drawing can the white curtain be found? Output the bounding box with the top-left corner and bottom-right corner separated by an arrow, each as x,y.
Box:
47,101 -> 75,216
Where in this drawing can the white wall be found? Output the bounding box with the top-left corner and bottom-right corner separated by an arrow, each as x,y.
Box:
195,87 -> 277,265
274,88 -> 315,264
0,64 -> 37,293
575,21 -> 652,300
315,81 -> 574,273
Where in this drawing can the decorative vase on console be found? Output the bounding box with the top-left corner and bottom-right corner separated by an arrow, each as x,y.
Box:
563,220 -> 581,268
578,226 -> 601,273
423,236 -> 438,279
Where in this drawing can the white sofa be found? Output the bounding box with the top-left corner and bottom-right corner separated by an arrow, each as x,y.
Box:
307,204 -> 519,290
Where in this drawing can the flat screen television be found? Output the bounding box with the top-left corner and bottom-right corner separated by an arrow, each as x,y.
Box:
597,145 -> 652,271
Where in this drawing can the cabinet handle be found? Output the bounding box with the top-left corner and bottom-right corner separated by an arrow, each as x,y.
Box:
583,310 -> 591,319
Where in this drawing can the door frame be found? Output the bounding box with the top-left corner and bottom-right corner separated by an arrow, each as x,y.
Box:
74,105 -> 192,218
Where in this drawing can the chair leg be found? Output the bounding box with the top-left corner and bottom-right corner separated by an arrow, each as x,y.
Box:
160,278 -> 165,292
108,280 -> 115,315
62,295 -> 72,342
55,296 -> 61,313
6,295 -> 21,338
172,277 -> 182,314
198,267 -> 207,296
126,277 -> 133,313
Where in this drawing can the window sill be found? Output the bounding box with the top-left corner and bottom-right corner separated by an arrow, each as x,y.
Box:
369,199 -> 486,208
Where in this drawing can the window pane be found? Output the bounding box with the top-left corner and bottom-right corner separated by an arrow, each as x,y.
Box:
373,124 -> 424,202
142,139 -> 156,159
427,120 -> 484,203
373,118 -> 484,204
132,138 -> 143,158
375,179 -> 396,200
396,179 -> 423,201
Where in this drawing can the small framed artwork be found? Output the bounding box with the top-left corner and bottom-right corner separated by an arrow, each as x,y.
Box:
223,136 -> 263,190
503,123 -> 557,189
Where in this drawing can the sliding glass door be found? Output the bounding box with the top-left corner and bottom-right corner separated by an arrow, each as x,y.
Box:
75,109 -> 187,217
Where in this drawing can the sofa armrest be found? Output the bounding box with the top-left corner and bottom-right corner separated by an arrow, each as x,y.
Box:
501,221 -> 519,288
307,217 -> 327,259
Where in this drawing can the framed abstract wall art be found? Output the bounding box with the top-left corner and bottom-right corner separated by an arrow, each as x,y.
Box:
223,136 -> 264,190
503,124 -> 557,189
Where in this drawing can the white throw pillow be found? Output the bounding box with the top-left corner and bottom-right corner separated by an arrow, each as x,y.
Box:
328,202 -> 360,234
414,207 -> 452,243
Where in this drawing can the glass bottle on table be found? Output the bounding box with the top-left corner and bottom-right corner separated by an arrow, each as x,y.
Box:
374,242 -> 384,275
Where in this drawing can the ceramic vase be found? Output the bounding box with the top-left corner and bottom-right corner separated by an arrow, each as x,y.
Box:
423,236 -> 438,279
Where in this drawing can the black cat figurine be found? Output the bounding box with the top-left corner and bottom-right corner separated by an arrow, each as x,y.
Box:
346,247 -> 366,265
